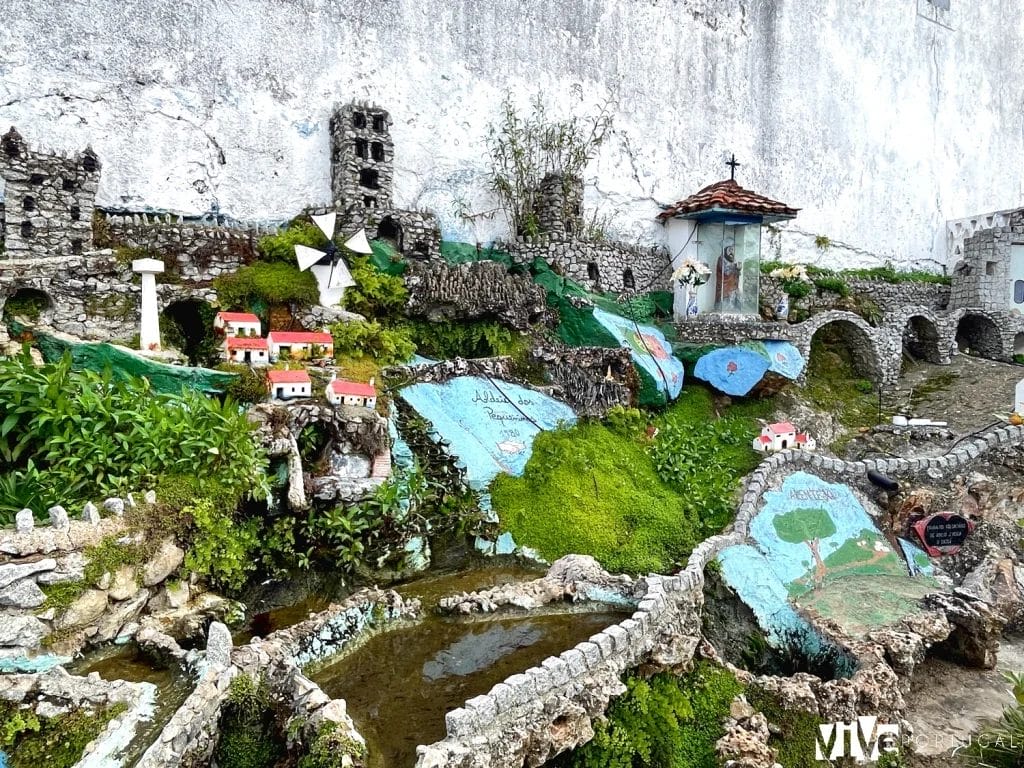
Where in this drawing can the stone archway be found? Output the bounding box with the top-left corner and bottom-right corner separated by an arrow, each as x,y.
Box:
808,317 -> 883,385
955,313 -> 1003,359
376,215 -> 403,253
161,298 -> 218,366
1,286 -> 55,326
1014,332 -> 1024,357
902,314 -> 943,363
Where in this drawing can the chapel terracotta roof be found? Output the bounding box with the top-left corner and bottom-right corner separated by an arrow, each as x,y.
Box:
329,380 -> 377,397
657,179 -> 799,221
267,369 -> 311,384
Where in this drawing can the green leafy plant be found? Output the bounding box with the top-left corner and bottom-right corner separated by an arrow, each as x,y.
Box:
257,220 -> 326,265
330,319 -> 416,367
814,234 -> 832,249
184,498 -> 262,592
0,700 -> 126,768
961,671 -> 1024,767
298,722 -> 366,768
214,674 -> 282,768
406,319 -> 528,360
343,254 -> 409,321
214,262 -> 320,310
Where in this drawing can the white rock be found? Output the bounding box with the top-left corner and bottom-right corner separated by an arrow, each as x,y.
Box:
206,621 -> 233,668
82,501 -> 101,524
48,505 -> 70,529
15,509 -> 34,533
0,578 -> 46,609
0,615 -> 49,648
108,565 -> 140,601
142,540 -> 185,587
0,558 -> 57,589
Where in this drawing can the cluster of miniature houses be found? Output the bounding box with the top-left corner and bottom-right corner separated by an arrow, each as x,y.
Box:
214,311 -> 377,407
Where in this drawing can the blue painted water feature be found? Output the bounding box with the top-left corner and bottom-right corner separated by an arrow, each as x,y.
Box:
590,307 -> 685,400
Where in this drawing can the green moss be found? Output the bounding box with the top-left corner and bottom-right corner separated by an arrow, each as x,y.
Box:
84,293 -> 136,321
0,700 -> 126,768
746,687 -> 824,768
39,580 -> 87,614
298,722 -> 367,768
214,262 -> 319,310
804,336 -> 881,446
257,220 -> 325,265
492,387 -> 769,574
553,663 -> 742,768
83,535 -> 144,586
214,674 -> 283,768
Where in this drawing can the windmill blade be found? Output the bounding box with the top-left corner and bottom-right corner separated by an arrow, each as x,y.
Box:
295,244 -> 325,271
342,228 -> 373,254
311,212 -> 337,241
327,258 -> 356,290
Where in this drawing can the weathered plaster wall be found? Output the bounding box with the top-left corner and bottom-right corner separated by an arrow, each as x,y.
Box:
1,0 -> 1021,270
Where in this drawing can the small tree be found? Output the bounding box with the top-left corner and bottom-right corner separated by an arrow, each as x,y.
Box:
772,507 -> 837,588
485,91 -> 613,238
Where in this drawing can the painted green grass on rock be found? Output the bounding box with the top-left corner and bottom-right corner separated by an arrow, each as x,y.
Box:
492,387 -> 770,574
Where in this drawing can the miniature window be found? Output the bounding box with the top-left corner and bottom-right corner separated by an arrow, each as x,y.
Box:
22,196 -> 35,211
352,112 -> 367,129
359,169 -> 380,190
1015,280 -> 1024,304
70,239 -> 83,254
623,268 -> 635,289
355,139 -> 368,159
82,155 -> 98,173
70,205 -> 81,221
371,142 -> 385,161
29,173 -> 45,185
20,221 -> 33,238
62,178 -> 76,192
363,196 -> 376,209
371,114 -> 386,131
587,262 -> 600,282
1,134 -> 19,158
986,261 -> 997,276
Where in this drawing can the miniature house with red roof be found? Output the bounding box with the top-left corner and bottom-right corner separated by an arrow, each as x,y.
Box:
267,368 -> 312,400
267,331 -> 334,361
752,421 -> 816,453
659,159 -> 798,319
225,335 -> 270,366
214,311 -> 262,338
326,376 -> 377,409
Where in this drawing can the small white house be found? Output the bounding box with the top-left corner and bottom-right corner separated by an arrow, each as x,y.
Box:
215,311 -> 262,338
267,331 -> 334,361
225,336 -> 270,366
326,377 -> 377,409
752,421 -> 816,453
267,368 -> 312,400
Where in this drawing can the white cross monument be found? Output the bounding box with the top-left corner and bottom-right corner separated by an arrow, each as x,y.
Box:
132,257 -> 165,352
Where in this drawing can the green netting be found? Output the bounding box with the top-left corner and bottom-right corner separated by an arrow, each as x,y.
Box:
20,325 -> 237,394
439,240 -> 513,267
369,239 -> 407,275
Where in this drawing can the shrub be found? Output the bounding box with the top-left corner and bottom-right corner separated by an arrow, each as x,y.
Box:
183,497 -> 262,592
257,220 -> 326,265
214,262 -> 319,309
298,722 -> 366,768
0,700 -> 126,768
959,671 -> 1024,767
553,663 -> 742,768
218,363 -> 271,404
330,319 -> 416,367
343,254 -> 408,321
214,674 -> 282,768
407,319 -> 528,360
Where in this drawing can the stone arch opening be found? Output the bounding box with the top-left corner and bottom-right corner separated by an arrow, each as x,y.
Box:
955,313 -> 1002,358
808,318 -> 881,388
160,298 -> 218,366
376,215 -> 403,253
902,315 -> 942,363
1015,332 -> 1024,357
2,287 -> 54,325
587,262 -> 600,283
622,268 -> 635,290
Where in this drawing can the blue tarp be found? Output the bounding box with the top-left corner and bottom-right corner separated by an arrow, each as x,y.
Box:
590,307 -> 684,400
399,376 -> 576,490
693,346 -> 769,396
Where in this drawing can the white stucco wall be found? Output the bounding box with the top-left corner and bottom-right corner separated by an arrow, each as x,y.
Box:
1,0 -> 1021,270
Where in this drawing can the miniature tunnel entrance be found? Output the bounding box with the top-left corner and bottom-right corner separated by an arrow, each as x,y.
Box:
1015,332 -> 1024,356
955,313 -> 1002,358
161,299 -> 217,366
808,319 -> 881,388
2,287 -> 54,325
902,315 -> 942,363
376,215 -> 403,252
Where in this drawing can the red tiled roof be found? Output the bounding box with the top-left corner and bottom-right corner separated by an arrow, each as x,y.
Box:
267,369 -> 311,384
329,379 -> 376,398
217,312 -> 260,324
268,331 -> 333,345
226,336 -> 268,350
795,434 -> 809,444
757,435 -> 771,444
767,422 -> 797,435
657,179 -> 799,221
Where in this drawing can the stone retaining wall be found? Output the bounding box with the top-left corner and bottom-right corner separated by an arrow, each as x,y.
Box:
759,275 -> 951,318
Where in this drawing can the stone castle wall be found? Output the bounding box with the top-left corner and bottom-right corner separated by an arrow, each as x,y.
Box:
951,210 -> 1024,311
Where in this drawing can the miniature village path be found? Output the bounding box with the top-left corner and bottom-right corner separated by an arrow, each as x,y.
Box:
898,355 -> 1023,433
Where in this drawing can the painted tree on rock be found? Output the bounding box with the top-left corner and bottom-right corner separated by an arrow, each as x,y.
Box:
773,507 -> 837,588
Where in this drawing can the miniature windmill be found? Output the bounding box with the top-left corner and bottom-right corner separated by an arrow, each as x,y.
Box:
294,212 -> 374,307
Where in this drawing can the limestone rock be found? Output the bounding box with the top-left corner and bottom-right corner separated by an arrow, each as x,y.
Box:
142,539 -> 185,587
36,552 -> 85,585
924,591 -> 1006,668
15,508 -> 34,533
0,558 -> 56,589
82,501 -> 101,524
205,621 -> 233,668
0,614 -> 48,648
166,580 -> 190,609
0,578 -> 46,609
48,505 -> 70,529
54,589 -> 108,631
103,498 -> 125,517
108,565 -> 139,601
716,711 -> 778,768
93,589 -> 149,643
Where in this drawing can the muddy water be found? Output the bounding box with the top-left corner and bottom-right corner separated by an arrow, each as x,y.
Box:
312,565 -> 623,768
69,645 -> 193,767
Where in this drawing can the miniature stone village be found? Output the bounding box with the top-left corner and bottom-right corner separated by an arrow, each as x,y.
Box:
1,76 -> 1024,768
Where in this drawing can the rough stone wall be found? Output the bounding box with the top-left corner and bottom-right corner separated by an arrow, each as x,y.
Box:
530,346 -> 634,417
0,128 -> 99,259
535,172 -> 583,237
330,102 -> 394,228
404,259 -> 548,329
760,276 -> 951,318
507,235 -> 672,295
951,210 -> 1024,311
376,208 -> 442,260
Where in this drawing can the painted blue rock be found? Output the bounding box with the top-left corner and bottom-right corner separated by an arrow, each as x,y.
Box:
758,340 -> 806,380
591,308 -> 685,400
693,346 -> 770,396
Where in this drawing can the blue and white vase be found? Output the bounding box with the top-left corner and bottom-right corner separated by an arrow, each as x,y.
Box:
686,290 -> 699,318
775,294 -> 790,321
